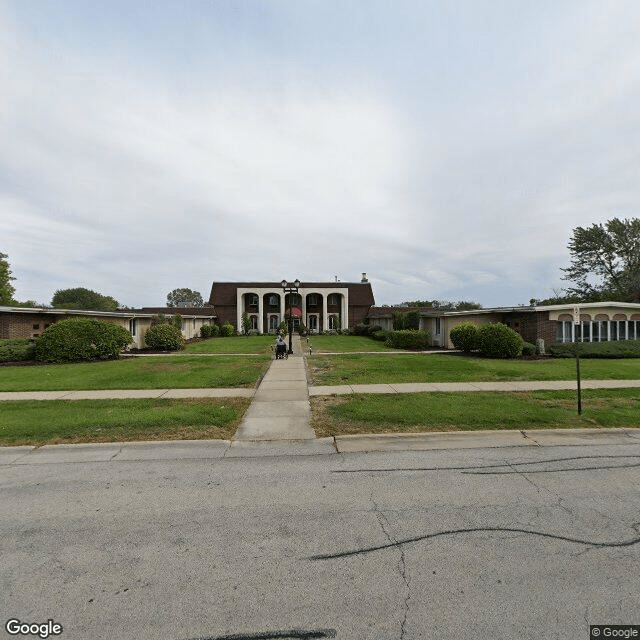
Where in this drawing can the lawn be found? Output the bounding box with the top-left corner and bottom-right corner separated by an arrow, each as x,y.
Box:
0,355 -> 271,391
0,397 -> 251,446
311,388 -> 640,437
185,335 -> 276,354
303,334 -> 401,353
308,353 -> 640,385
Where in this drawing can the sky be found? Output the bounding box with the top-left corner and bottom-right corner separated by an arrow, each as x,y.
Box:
2,0 -> 640,309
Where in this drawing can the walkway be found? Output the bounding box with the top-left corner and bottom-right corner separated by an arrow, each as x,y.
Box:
233,335 -> 316,441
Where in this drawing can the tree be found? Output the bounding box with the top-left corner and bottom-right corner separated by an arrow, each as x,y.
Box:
561,217 -> 640,302
0,252 -> 17,305
166,288 -> 204,308
52,287 -> 119,311
241,312 -> 252,335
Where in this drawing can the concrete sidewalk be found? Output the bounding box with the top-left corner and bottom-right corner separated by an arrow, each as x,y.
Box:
232,335 -> 324,444
3,378 -> 640,402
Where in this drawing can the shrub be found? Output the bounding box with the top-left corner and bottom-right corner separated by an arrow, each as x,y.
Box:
297,322 -> 307,335
35,319 -> 133,362
372,330 -> 389,342
548,339 -> 640,359
477,323 -> 524,359
219,322 -> 235,337
522,341 -> 537,356
384,329 -> 432,350
0,338 -> 37,362
144,324 -> 185,351
200,324 -> 220,338
449,322 -> 479,352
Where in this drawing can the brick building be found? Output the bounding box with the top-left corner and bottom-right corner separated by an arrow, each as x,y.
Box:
208,274 -> 375,334
367,302 -> 640,348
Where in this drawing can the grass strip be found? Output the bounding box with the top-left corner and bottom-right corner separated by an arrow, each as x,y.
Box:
184,335 -> 276,354
311,388 -> 640,437
0,397 -> 251,446
303,335 -> 401,353
0,355 -> 271,391
308,353 -> 640,385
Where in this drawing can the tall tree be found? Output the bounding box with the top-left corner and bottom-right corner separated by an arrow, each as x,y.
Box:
166,288 -> 204,308
52,287 -> 120,311
0,252 -> 17,305
561,217 -> 640,302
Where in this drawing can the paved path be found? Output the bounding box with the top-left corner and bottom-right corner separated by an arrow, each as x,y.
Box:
233,335 -> 317,441
3,378 -> 640,401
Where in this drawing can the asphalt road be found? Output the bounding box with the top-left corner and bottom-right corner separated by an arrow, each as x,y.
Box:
2,442 -> 640,640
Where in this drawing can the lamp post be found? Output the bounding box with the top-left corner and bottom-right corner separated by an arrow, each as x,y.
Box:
281,279 -> 301,355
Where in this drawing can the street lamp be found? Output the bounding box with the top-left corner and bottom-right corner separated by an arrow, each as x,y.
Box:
281,279 -> 301,355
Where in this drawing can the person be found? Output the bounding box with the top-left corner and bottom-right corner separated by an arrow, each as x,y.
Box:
275,335 -> 287,358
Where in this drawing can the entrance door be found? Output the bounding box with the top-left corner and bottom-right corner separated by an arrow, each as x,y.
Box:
307,315 -> 318,332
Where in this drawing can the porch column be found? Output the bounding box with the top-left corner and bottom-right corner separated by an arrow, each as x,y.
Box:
257,293 -> 263,334
280,295 -> 285,330
236,291 -> 243,333
322,294 -> 328,332
342,292 -> 349,330
301,290 -> 307,329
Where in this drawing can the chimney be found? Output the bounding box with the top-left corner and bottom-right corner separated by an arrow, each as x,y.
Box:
361,272 -> 369,283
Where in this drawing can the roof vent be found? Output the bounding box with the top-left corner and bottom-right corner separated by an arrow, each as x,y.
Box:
361,272 -> 369,283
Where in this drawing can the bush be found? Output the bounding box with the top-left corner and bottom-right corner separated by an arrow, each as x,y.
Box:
372,330 -> 389,342
522,341 -> 537,356
384,329 -> 432,350
477,323 -> 524,359
219,322 -> 235,337
200,324 -> 220,338
144,324 -> 185,351
297,322 -> 307,335
0,338 -> 37,362
449,322 -> 479,352
35,319 -> 133,362
548,339 -> 640,359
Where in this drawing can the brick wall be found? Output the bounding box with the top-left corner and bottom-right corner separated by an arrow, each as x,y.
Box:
1,313 -> 58,339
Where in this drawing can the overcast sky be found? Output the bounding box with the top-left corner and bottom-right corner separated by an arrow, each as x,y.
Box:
2,1 -> 639,308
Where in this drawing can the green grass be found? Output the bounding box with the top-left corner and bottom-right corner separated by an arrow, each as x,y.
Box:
304,334 -> 401,353
308,353 -> 640,385
311,388 -> 640,437
0,398 -> 251,446
185,335 -> 276,354
0,355 -> 271,391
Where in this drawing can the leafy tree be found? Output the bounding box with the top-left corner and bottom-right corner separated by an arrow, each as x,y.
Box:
166,288 -> 204,308
561,217 -> 640,302
52,287 -> 119,311
401,300 -> 482,311
0,252 -> 17,305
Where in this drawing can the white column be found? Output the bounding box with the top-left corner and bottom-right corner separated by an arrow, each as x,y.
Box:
280,294 -> 285,329
571,322 -> 575,343
607,320 -> 611,341
301,290 -> 307,328
236,292 -> 243,332
322,294 -> 328,332
342,291 -> 349,330
257,294 -> 263,334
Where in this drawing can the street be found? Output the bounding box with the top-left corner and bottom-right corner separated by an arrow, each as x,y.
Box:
2,440 -> 640,640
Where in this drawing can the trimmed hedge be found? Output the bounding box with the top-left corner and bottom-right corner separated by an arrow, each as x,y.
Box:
144,324 -> 185,351
219,322 -> 235,337
384,329 -> 432,350
477,323 -> 524,359
522,341 -> 537,356
35,319 -> 133,362
449,322 -> 479,352
0,338 -> 37,363
548,339 -> 640,359
200,324 -> 220,338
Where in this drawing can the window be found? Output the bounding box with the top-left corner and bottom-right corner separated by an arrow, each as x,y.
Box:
248,294 -> 259,306
435,317 -> 441,335
33,324 -> 40,330
268,295 -> 278,306
308,295 -> 318,306
129,319 -> 137,336
328,294 -> 340,306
